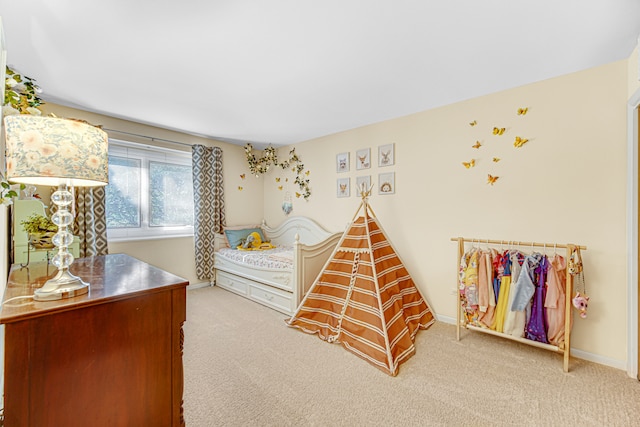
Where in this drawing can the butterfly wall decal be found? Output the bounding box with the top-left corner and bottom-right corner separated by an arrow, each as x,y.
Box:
295,192 -> 301,198
462,159 -> 475,169
487,174 -> 499,185
240,174 -> 245,180
493,157 -> 500,163
514,136 -> 529,148
278,185 -> 283,190
275,177 -> 280,182
305,171 -> 310,176
238,186 -> 243,191
469,120 -> 477,126
472,141 -> 482,149
517,107 -> 528,115
493,127 -> 506,135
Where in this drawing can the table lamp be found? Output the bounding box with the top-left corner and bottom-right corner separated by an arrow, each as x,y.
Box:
4,115 -> 108,301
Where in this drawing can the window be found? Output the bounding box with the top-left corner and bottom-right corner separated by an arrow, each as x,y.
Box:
106,140 -> 194,241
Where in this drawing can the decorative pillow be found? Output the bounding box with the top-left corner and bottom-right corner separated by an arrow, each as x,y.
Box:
224,227 -> 266,249
221,224 -> 260,247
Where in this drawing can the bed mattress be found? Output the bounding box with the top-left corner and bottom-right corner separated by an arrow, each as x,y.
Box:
215,246 -> 294,270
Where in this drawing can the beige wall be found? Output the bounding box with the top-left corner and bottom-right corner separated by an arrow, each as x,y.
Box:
263,59 -> 629,365
628,43 -> 639,97
26,103 -> 265,285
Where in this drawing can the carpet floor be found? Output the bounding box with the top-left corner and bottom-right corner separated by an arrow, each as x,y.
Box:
183,286 -> 640,426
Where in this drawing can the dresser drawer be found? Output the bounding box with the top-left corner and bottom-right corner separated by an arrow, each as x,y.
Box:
248,282 -> 292,314
215,270 -> 249,296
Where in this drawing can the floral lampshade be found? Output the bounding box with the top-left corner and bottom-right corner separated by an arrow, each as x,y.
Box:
4,115 -> 108,187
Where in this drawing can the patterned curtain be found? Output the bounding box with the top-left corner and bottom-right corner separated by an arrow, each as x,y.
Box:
50,186 -> 109,257
74,186 -> 109,257
192,145 -> 225,280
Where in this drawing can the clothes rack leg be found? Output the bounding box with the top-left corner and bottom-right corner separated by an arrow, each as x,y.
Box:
456,237 -> 464,341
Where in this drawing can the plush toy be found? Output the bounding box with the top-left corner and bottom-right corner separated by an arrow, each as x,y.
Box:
240,232 -> 261,249
238,232 -> 275,251
572,292 -> 589,319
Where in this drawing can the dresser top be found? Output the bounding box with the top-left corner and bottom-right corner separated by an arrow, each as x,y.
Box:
1,253 -> 189,324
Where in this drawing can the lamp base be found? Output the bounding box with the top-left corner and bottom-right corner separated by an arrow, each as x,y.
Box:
33,269 -> 90,301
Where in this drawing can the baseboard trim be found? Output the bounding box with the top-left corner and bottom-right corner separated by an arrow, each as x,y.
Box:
433,314 -> 626,371
571,349 -> 626,371
188,281 -> 212,290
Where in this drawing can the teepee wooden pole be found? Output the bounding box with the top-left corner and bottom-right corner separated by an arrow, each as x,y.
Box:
350,200 -> 364,223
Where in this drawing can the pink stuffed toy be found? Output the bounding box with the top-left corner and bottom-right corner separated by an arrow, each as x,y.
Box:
572,292 -> 589,319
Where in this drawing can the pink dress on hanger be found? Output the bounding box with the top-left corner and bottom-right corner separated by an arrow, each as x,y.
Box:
478,250 -> 496,328
545,253 -> 569,346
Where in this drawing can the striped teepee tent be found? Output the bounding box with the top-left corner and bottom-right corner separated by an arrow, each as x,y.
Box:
286,185 -> 435,376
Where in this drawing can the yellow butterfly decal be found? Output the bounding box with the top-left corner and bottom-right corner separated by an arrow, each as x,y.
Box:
285,178 -> 289,182
487,174 -> 499,185
517,107 -> 528,115
469,120 -> 477,127
240,174 -> 245,180
493,157 -> 500,163
238,186 -> 243,191
514,136 -> 529,148
278,185 -> 283,190
462,159 -> 475,169
305,170 -> 310,176
295,192 -> 301,198
472,141 -> 482,149
493,127 -> 506,135
275,177 -> 280,182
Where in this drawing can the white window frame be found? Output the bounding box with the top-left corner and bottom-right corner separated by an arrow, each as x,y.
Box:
106,139 -> 194,242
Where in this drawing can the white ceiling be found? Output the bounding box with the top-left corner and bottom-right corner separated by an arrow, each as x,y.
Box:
1,1 -> 639,147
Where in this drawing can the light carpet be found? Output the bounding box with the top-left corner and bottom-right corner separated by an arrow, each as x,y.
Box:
183,286 -> 640,426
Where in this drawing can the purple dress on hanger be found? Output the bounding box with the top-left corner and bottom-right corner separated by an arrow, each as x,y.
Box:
526,255 -> 549,343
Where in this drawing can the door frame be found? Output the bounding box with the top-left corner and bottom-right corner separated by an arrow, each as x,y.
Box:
627,87 -> 640,379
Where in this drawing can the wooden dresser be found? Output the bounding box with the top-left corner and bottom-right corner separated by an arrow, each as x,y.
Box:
0,254 -> 188,427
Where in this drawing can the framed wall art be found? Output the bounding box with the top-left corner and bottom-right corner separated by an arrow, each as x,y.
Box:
337,177 -> 350,198
356,148 -> 371,170
378,172 -> 395,195
356,175 -> 371,194
336,152 -> 349,173
378,143 -> 395,167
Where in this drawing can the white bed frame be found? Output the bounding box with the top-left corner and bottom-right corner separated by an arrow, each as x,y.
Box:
213,216 -> 341,315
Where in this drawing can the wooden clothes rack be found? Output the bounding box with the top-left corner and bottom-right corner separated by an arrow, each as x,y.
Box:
450,237 -> 587,372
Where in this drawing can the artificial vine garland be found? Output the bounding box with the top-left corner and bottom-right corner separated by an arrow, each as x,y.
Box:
1,66 -> 42,204
3,66 -> 43,116
244,143 -> 311,200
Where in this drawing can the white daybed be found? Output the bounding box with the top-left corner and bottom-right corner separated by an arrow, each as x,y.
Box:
213,216 -> 341,315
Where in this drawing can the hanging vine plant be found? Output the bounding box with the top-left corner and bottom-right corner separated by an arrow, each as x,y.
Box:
244,143 -> 311,200
3,66 -> 44,116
